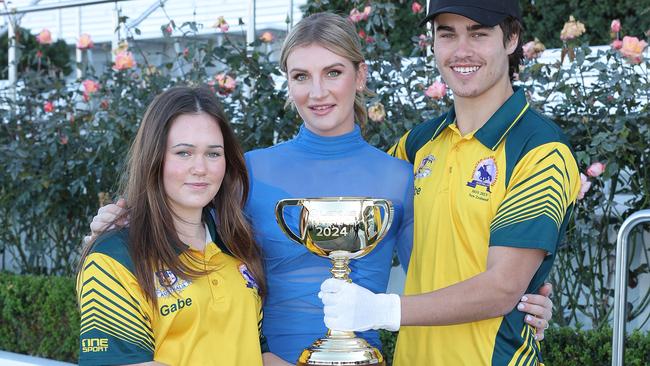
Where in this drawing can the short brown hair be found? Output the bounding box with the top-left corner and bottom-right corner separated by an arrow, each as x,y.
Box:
499,16 -> 524,81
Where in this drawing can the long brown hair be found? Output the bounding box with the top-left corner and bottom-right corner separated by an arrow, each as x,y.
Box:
279,12 -> 370,125
80,86 -> 265,305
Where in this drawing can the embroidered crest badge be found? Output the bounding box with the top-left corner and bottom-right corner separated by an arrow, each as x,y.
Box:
156,270 -> 177,287
155,270 -> 191,298
466,157 -> 498,192
415,154 -> 436,179
239,263 -> 260,293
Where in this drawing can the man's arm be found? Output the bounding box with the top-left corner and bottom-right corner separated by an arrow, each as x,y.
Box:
400,246 -> 545,326
320,246 -> 546,331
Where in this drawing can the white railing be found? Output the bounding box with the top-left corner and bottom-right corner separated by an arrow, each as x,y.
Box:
612,209 -> 650,366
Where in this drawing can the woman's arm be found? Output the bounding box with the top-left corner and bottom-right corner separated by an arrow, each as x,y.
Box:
263,352 -> 293,366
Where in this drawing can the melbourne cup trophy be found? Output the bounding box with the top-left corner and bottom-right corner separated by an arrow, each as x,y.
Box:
275,197 -> 394,366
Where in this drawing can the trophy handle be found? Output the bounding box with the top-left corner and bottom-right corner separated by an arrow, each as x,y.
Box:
275,199 -> 306,244
369,199 -> 393,244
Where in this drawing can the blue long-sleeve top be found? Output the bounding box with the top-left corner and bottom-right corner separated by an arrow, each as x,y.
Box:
244,124 -> 414,363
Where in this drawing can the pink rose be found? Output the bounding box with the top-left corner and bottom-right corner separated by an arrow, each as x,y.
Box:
214,73 -> 236,95
59,134 -> 69,145
260,31 -> 274,43
425,81 -> 447,100
586,162 -> 606,178
611,19 -> 621,33
577,173 -> 591,200
44,101 -> 54,113
36,29 -> 52,45
213,16 -> 229,32
560,16 -> 586,41
418,34 -> 430,49
77,33 -> 94,49
411,2 -> 423,14
113,51 -> 136,71
368,103 -> 386,123
619,36 -> 648,64
82,79 -> 100,94
349,6 -> 370,23
522,38 -> 546,60
611,39 -> 623,50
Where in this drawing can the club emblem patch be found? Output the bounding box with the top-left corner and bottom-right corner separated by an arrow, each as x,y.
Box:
156,270 -> 177,286
155,270 -> 191,298
239,263 -> 260,293
415,154 -> 436,179
467,157 -> 498,193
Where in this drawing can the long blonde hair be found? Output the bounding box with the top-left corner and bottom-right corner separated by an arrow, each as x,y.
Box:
279,12 -> 370,125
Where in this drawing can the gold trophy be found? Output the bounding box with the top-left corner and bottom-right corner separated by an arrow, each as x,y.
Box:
275,197 -> 394,366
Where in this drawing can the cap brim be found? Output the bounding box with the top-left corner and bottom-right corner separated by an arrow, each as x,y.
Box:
419,6 -> 508,27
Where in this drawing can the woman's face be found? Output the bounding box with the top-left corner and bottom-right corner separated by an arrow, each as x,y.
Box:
163,112 -> 226,219
286,43 -> 366,137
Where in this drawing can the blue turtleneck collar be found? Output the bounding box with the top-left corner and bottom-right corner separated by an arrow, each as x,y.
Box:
292,124 -> 366,156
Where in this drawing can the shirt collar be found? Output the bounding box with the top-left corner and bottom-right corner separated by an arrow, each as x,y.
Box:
294,123 -> 366,156
473,87 -> 530,150
439,87 -> 530,150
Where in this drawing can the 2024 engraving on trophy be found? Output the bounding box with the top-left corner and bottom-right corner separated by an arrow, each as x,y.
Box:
275,197 -> 394,366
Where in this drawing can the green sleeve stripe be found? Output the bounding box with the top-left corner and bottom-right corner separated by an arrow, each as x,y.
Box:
81,317 -> 154,352
494,176 -> 566,223
82,260 -> 146,312
80,276 -> 148,326
514,325 -> 531,365
498,176 -> 565,214
492,182 -> 565,225
80,298 -> 153,342
536,148 -> 572,184
80,312 -> 154,351
492,205 -> 560,233
491,196 -> 564,231
506,164 -> 566,202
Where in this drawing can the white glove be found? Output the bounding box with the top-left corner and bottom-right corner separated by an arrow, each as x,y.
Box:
318,278 -> 401,332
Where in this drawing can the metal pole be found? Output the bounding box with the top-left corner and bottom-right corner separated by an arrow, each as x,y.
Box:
288,0 -> 294,28
246,0 -> 256,52
0,0 -> 130,16
76,6 -> 82,78
7,17 -> 16,100
112,2 -> 120,59
612,209 -> 650,366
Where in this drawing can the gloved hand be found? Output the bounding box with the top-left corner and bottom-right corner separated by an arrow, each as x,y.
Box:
318,278 -> 401,332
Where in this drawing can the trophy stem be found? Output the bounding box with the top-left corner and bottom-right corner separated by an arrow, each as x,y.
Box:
330,255 -> 351,281
327,329 -> 357,339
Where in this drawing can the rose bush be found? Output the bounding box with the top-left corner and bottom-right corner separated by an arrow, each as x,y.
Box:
0,0 -> 648,334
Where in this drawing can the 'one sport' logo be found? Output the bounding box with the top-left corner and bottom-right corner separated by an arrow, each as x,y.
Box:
82,338 -> 108,352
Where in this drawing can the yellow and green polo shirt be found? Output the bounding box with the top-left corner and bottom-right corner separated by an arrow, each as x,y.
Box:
76,213 -> 265,366
388,88 -> 580,365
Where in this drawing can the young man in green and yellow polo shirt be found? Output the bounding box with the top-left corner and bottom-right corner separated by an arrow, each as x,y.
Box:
319,1 -> 581,364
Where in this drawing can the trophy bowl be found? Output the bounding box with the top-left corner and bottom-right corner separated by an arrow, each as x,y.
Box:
275,197 -> 393,366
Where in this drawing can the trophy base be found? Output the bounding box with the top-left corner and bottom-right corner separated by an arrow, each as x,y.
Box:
296,331 -> 385,366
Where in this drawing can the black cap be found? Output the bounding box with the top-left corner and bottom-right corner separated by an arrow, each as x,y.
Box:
420,0 -> 521,27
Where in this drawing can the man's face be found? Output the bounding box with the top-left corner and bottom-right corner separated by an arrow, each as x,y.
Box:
433,13 -> 517,99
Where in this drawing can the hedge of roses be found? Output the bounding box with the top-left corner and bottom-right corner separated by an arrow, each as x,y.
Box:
0,1 -> 648,332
